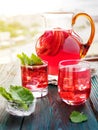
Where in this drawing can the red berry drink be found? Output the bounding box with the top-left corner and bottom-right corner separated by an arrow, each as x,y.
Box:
36,28 -> 81,76
21,61 -> 48,98
58,60 -> 91,105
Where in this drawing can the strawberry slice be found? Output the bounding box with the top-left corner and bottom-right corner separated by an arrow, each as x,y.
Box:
50,29 -> 63,55
36,28 -> 69,56
63,30 -> 69,38
36,30 -> 53,55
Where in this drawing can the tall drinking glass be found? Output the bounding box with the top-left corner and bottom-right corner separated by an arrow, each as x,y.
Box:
58,59 -> 91,105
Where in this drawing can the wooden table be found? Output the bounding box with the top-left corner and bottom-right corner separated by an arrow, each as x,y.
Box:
0,84 -> 98,130
0,60 -> 98,130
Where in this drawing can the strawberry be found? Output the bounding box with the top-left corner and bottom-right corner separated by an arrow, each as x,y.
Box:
36,28 -> 69,56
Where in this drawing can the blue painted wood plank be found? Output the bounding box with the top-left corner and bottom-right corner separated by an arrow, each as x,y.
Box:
90,75 -> 98,112
22,85 -> 98,130
0,112 -> 23,130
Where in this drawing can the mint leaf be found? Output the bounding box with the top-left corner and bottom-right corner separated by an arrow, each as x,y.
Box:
31,53 -> 43,65
11,99 -> 29,110
17,52 -> 43,65
0,85 -> 34,110
22,52 -> 34,65
17,53 -> 25,65
17,52 -> 33,65
0,87 -> 13,101
10,85 -> 34,105
70,111 -> 88,123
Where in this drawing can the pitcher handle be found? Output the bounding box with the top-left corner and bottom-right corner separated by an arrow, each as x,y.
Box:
72,13 -> 95,58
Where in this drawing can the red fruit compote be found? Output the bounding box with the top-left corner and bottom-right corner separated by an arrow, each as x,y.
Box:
58,60 -> 91,105
21,61 -> 48,98
36,28 -> 81,76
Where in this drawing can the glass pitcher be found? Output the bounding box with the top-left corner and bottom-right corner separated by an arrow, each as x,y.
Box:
35,12 -> 95,76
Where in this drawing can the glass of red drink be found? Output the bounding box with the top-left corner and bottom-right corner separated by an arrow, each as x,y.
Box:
21,61 -> 48,98
58,59 -> 91,105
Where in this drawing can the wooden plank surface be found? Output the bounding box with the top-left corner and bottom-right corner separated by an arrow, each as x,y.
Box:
0,116 -> 24,130
0,109 -> 23,130
0,61 -> 21,88
22,85 -> 98,130
0,60 -> 98,130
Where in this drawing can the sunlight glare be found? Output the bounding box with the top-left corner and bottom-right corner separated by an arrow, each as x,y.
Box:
0,0 -> 62,16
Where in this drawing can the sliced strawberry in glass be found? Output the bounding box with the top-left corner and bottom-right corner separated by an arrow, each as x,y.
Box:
36,30 -> 53,55
36,28 -> 69,56
50,29 -> 67,55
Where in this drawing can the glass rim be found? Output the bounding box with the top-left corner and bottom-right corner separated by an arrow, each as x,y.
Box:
21,60 -> 48,68
59,59 -> 90,68
43,11 -> 74,15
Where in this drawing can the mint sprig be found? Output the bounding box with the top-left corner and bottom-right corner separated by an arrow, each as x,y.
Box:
70,111 -> 88,123
0,85 -> 34,110
17,52 -> 43,65
30,53 -> 43,65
